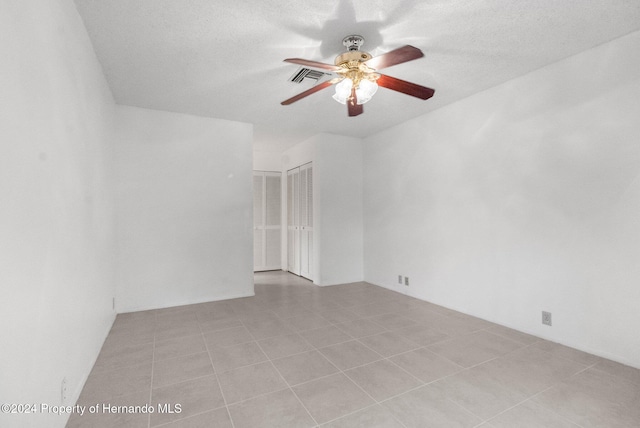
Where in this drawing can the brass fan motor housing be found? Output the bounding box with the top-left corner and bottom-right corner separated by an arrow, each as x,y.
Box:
334,50 -> 372,67
334,51 -> 379,87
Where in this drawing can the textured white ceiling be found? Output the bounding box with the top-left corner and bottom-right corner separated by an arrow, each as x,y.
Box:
74,0 -> 640,152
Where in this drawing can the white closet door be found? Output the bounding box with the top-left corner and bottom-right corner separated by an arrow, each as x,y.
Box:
287,163 -> 312,280
253,173 -> 265,269
254,171 -> 281,272
300,163 -> 313,280
264,173 -> 281,269
287,168 -> 300,275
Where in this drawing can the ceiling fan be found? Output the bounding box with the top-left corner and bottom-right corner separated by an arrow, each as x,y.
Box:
281,35 -> 435,117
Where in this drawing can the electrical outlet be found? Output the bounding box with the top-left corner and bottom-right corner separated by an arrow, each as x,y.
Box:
61,377 -> 68,405
542,311 -> 552,326
398,275 -> 402,284
404,277 -> 409,286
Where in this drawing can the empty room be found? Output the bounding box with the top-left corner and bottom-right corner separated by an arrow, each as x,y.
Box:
1,0 -> 639,427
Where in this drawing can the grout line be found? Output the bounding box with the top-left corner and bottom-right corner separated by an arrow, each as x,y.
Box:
489,385 -> 586,428
147,311 -> 157,428
445,396 -> 487,424
383,356 -> 427,386
254,340 -> 320,426
200,317 -> 236,428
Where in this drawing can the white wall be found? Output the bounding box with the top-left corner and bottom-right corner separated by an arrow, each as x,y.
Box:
0,0 -> 116,426
282,134 -> 364,286
114,106 -> 254,312
363,31 -> 640,368
253,150 -> 282,172
314,134 -> 364,285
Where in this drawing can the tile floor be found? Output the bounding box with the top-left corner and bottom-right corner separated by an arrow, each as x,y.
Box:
67,271 -> 640,427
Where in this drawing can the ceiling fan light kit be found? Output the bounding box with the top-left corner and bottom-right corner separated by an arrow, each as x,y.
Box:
281,35 -> 435,117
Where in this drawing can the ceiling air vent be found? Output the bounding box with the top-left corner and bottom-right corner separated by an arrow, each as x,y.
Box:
288,67 -> 330,84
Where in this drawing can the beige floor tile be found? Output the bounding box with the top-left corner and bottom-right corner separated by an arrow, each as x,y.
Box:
208,341 -> 267,373
152,352 -> 214,388
300,325 -> 353,348
195,302 -> 236,319
450,313 -> 498,331
321,404 -> 405,427
217,361 -> 288,404
257,333 -> 313,360
318,340 -> 382,370
402,307 -> 449,326
155,323 -> 202,342
155,305 -> 197,318
104,324 -> 155,346
394,325 -> 450,346
533,368 -> 640,427
74,272 -> 636,428
305,300 -> 344,313
93,341 -> 154,372
236,310 -> 280,324
77,362 -> 152,404
272,350 -> 339,386
530,340 -> 602,366
475,346 -> 586,396
345,359 -> 422,402
198,316 -> 242,333
592,359 -> 640,384
358,331 -> 420,357
489,400 -> 580,428
150,375 -> 224,426
332,292 -> 372,308
228,388 -> 316,428
243,318 -> 295,340
203,326 -> 253,347
283,313 -> 333,332
486,325 -> 540,346
321,307 -> 361,324
160,407 -> 233,427
293,373 -> 375,424
335,319 -> 387,338
269,305 -> 315,319
349,303 -> 394,318
154,334 -> 207,361
427,314 -> 489,337
427,331 -> 523,367
366,313 -> 419,330
382,385 -> 482,428
226,300 -> 266,316
431,365 -> 528,420
155,310 -> 198,325
390,347 -> 463,383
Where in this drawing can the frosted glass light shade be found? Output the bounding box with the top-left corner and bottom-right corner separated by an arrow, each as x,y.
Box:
355,79 -> 378,104
332,78 -> 353,104
333,78 -> 378,105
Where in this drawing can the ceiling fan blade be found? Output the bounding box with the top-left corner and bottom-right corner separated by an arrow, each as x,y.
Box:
365,45 -> 424,70
377,74 -> 435,100
284,58 -> 341,72
347,87 -> 363,117
281,80 -> 338,106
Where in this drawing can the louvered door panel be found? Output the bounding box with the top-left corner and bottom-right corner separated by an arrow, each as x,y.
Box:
300,163 -> 313,279
254,171 -> 281,271
263,172 -> 281,270
287,168 -> 300,275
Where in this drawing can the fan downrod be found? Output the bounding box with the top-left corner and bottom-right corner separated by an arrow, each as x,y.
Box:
342,35 -> 364,51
